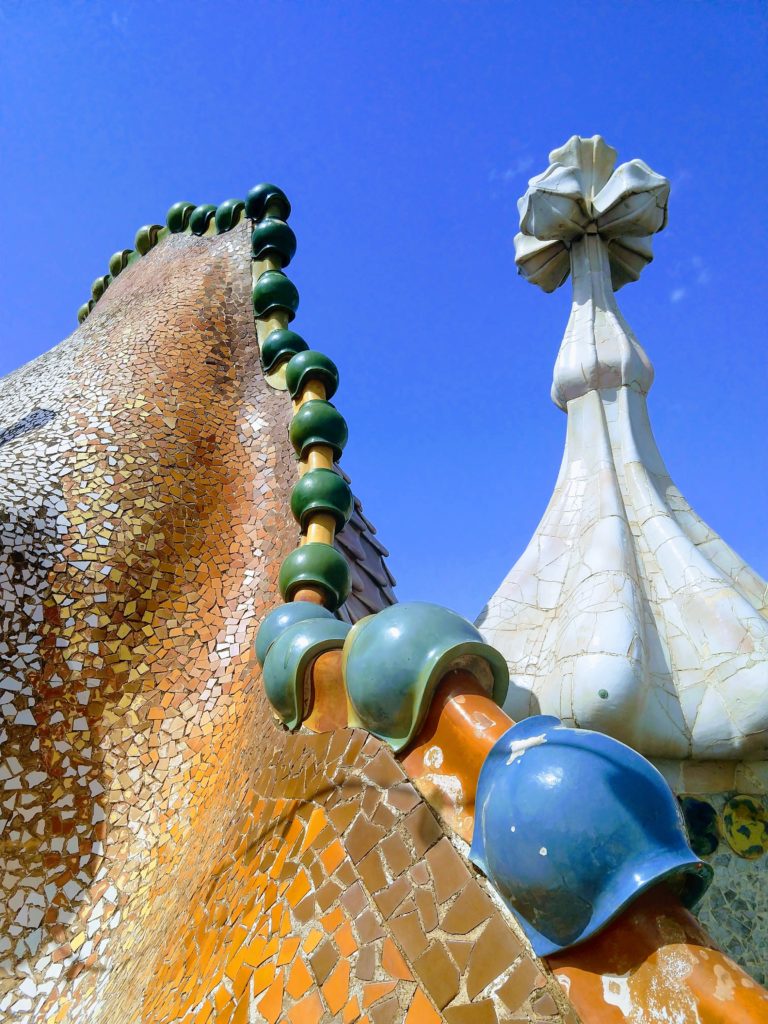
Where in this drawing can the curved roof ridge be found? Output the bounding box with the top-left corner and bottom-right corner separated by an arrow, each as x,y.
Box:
73,185 -> 397,622
75,197 -> 251,326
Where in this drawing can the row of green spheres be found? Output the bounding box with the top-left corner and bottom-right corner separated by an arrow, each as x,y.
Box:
76,185 -> 287,324
282,350 -> 354,610
77,223 -> 168,323
76,181 -> 353,611
248,183 -> 299,325
246,185 -> 354,613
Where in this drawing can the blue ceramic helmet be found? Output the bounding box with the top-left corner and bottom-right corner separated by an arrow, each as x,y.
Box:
470,715 -> 712,956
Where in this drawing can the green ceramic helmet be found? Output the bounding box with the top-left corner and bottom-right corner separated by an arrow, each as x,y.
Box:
251,218 -> 297,265
290,469 -> 353,532
279,543 -> 351,611
245,183 -> 291,222
343,602 -> 510,751
135,224 -> 165,255
215,198 -> 245,233
189,205 -> 217,236
77,302 -> 91,324
91,275 -> 111,301
289,400 -> 348,461
262,617 -> 351,730
166,201 -> 196,233
252,271 -> 300,321
285,351 -> 339,401
261,329 -> 309,374
109,249 -> 133,278
256,601 -> 336,667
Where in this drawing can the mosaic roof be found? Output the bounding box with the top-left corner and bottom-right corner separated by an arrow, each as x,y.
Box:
0,169 -> 765,1024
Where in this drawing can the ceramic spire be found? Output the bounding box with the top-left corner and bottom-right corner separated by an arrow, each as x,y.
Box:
478,136 -> 768,760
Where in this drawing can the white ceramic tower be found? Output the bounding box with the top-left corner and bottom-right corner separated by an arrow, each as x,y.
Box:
478,135 -> 768,764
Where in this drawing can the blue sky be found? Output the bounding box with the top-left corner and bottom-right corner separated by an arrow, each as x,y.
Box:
1,1 -> 766,619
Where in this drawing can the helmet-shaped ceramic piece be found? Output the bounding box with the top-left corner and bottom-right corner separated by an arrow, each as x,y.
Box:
343,602 -> 509,752
262,618 -> 351,730
255,601 -> 335,667
470,715 -> 712,955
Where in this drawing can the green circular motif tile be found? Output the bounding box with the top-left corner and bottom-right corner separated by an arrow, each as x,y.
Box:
721,795 -> 768,859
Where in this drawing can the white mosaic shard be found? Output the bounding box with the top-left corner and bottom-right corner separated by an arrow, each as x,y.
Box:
478,136 -> 768,760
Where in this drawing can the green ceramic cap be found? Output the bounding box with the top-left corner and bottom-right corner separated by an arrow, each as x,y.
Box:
109,249 -> 133,278
285,350 -> 339,401
279,543 -> 351,610
215,199 -> 245,233
252,270 -> 299,321
166,201 -> 196,233
251,218 -> 297,265
256,601 -> 335,667
135,224 -> 164,255
290,469 -> 353,532
289,400 -> 348,461
91,274 -> 112,301
245,183 -> 291,222
261,329 -> 308,374
77,302 -> 91,324
189,205 -> 217,236
263,617 -> 351,730
343,602 -> 510,752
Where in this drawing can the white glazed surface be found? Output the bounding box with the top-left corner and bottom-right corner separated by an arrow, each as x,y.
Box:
478,136 -> 768,760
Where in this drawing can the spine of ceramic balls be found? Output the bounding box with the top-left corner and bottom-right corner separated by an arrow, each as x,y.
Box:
281,372 -> 353,610
77,222 -> 167,324
247,183 -> 300,383
246,185 -> 352,612
76,193 -> 250,325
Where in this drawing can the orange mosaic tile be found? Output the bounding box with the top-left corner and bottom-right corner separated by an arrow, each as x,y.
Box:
362,982 -> 399,1008
285,871 -> 311,908
286,989 -> 324,1024
320,839 -> 346,875
405,989 -> 444,1024
302,928 -> 324,956
382,936 -> 414,981
343,996 -> 362,1023
276,935 -> 301,966
322,959 -> 351,1013
257,969 -> 284,1024
286,957 -> 314,1000
335,920 -> 358,957
230,998 -> 249,1024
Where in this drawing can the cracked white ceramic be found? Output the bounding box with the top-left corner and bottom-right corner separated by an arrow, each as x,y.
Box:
478,135 -> 768,760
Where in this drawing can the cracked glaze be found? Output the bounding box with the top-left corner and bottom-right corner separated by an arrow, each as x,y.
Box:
478,136 -> 768,760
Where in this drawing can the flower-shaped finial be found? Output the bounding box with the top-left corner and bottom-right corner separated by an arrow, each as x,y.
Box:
514,135 -> 669,292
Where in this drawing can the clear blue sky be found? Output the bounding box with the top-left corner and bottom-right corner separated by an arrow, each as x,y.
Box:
1,1 -> 766,619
